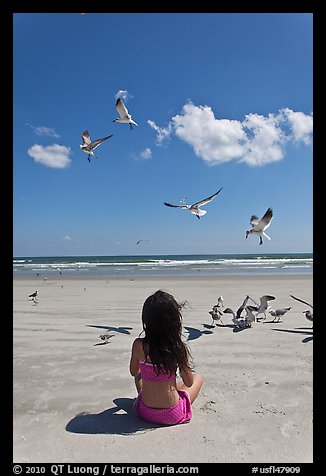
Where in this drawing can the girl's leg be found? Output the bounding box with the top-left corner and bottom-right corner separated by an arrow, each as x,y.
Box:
177,373 -> 204,404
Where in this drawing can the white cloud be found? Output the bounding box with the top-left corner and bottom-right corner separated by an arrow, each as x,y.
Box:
172,103 -> 246,164
147,120 -> 173,146
27,144 -> 72,169
149,102 -> 313,167
281,108 -> 313,145
63,235 -> 72,241
115,89 -> 132,102
139,148 -> 152,160
241,112 -> 286,166
26,123 -> 60,138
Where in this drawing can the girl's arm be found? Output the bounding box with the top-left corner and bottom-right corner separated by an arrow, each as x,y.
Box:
129,338 -> 142,377
179,366 -> 194,387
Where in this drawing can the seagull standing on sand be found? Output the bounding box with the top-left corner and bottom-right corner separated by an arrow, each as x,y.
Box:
80,130 -> 113,162
164,188 -> 223,220
268,307 -> 291,322
244,307 -> 256,327
209,306 -> 225,326
236,295 -> 251,319
215,295 -> 224,308
290,295 -> 313,325
246,208 -> 273,245
209,296 -> 224,326
113,98 -> 138,129
223,308 -> 247,329
248,295 -> 275,320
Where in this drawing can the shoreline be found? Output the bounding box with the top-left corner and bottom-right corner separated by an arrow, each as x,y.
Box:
13,274 -> 313,463
13,272 -> 312,282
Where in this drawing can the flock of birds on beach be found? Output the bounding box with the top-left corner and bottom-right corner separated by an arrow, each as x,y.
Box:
208,293 -> 313,330
28,287 -> 313,340
80,96 -> 275,246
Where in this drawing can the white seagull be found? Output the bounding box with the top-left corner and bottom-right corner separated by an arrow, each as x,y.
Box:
216,295 -> 224,308
268,307 -> 291,322
113,97 -> 138,129
51,266 -> 62,275
290,295 -> 313,325
164,188 -> 223,220
80,130 -> 113,162
248,294 -> 275,320
246,207 -> 273,245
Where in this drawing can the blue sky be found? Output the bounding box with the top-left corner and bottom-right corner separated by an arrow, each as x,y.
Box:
13,13 -> 313,257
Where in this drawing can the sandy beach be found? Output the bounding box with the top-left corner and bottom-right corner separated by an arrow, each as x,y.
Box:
13,274 -> 313,463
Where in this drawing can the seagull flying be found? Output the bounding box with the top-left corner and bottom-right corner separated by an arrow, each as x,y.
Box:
290,295 -> 313,325
164,188 -> 223,220
80,130 -> 113,162
136,239 -> 149,245
246,207 -> 273,245
113,97 -> 138,129
51,266 -> 62,275
268,307 -> 291,322
290,295 -> 313,309
29,290 -> 39,303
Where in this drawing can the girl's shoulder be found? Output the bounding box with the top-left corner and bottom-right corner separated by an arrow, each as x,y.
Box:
132,337 -> 144,348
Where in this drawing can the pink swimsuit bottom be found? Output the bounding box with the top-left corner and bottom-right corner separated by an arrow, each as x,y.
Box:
133,361 -> 192,426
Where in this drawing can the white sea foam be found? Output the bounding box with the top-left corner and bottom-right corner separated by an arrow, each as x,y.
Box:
13,254 -> 313,277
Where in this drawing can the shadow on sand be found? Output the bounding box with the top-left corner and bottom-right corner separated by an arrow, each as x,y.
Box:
66,398 -> 160,435
271,327 -> 313,343
87,325 -> 133,335
183,326 -> 214,341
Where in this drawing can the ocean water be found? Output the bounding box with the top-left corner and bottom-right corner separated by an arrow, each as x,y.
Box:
13,253 -> 313,278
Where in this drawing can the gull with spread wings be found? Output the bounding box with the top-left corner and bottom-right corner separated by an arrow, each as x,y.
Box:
164,188 -> 223,220
80,130 -> 113,162
113,97 -> 138,129
247,294 -> 275,320
246,207 -> 273,245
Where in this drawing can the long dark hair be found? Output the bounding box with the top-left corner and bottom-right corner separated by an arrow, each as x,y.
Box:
141,290 -> 193,376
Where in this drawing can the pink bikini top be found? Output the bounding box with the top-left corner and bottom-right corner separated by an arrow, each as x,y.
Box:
139,361 -> 176,382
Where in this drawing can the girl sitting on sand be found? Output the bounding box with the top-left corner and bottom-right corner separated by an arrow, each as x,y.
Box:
129,289 -> 204,426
